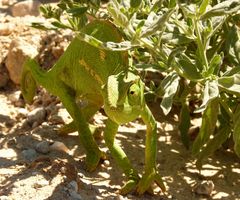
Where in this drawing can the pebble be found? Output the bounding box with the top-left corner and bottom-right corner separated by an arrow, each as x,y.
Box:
50,141 -> 69,153
193,180 -> 214,196
0,196 -> 8,200
35,141 -> 50,154
0,23 -> 15,36
26,107 -> 46,126
103,159 -> 110,167
21,148 -> 37,162
11,0 -> 41,17
33,179 -> 49,188
69,191 -> 82,200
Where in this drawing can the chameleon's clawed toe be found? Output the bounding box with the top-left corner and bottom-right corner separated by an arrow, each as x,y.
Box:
85,150 -> 107,172
120,179 -> 138,195
136,171 -> 165,195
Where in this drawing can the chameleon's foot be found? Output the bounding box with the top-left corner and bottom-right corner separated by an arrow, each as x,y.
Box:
58,121 -> 76,135
85,150 -> 106,172
120,170 -> 140,195
136,170 -> 166,195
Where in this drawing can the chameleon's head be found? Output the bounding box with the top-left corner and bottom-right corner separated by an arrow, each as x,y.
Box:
102,71 -> 145,124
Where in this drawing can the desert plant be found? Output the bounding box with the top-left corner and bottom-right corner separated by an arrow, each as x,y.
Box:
33,0 -> 240,167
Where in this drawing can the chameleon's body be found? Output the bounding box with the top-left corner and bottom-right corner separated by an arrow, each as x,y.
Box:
21,20 -> 164,195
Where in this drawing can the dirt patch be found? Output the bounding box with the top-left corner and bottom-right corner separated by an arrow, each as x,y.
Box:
0,1 -> 240,200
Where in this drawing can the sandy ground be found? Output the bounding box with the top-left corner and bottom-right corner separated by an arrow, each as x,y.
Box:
1,1 -> 240,200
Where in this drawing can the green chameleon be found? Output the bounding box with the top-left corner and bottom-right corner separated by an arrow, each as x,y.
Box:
21,20 -> 165,195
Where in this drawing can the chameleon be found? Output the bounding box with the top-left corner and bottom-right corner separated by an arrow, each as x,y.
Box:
21,20 -> 165,195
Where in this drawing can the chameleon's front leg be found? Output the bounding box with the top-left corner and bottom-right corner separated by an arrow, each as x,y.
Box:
136,105 -> 166,195
104,119 -> 139,195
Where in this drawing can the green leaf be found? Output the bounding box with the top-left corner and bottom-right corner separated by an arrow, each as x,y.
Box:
201,0 -> 240,19
199,0 -> 211,16
233,105 -> 240,157
225,25 -> 240,65
192,99 -> 219,156
140,9 -> 174,38
51,21 -> 71,29
174,54 -> 203,81
169,0 -> 177,8
107,1 -> 129,28
67,6 -> 88,17
207,53 -> 223,76
195,80 -> 219,113
130,0 -> 142,8
178,103 -> 191,149
76,32 -> 137,51
218,73 -> 240,96
196,125 -> 231,169
160,72 -> 180,115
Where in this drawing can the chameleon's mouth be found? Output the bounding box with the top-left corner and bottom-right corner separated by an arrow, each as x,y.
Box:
104,103 -> 142,125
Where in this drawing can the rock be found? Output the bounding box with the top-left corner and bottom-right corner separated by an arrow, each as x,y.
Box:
68,181 -> 78,192
35,141 -> 50,154
33,179 -> 49,188
0,23 -> 15,36
0,196 -> 8,200
193,180 -> 214,196
50,141 -> 69,153
11,0 -> 41,17
21,148 -> 37,162
6,38 -> 38,84
0,66 -> 9,88
69,191 -> 82,200
26,107 -> 46,127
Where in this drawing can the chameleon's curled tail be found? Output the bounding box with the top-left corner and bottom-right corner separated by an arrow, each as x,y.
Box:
20,58 -> 42,104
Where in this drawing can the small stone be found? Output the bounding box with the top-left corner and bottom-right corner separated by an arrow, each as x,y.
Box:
11,0 -> 41,17
69,190 -> 82,200
68,181 -> 78,192
194,180 -> 214,196
8,91 -> 21,103
26,107 -> 46,126
35,141 -> 50,154
0,196 -> 8,200
0,66 -> 9,88
6,38 -> 38,84
103,159 -> 110,167
0,23 -> 15,36
21,149 -> 37,162
50,141 -> 69,153
17,108 -> 28,118
48,115 -> 64,125
33,179 -> 49,188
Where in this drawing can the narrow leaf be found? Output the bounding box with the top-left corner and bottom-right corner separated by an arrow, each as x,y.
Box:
201,0 -> 240,19
196,125 -> 231,169
199,0 -> 210,16
195,80 -> 219,113
174,54 -> 202,81
192,99 -> 219,156
218,73 -> 240,96
178,103 -> 191,149
160,72 -> 180,115
233,105 -> 240,157
140,9 -> 174,38
130,0 -> 142,8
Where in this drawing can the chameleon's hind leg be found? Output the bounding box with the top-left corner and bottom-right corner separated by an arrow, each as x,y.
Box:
55,82 -> 104,172
104,118 -> 140,195
58,100 -> 102,139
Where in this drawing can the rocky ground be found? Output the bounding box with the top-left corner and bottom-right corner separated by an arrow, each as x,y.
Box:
1,1 -> 240,200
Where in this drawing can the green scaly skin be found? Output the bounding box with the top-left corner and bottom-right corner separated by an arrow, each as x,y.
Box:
21,20 -> 165,195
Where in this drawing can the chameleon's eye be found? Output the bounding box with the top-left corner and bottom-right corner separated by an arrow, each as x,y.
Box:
130,90 -> 135,95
